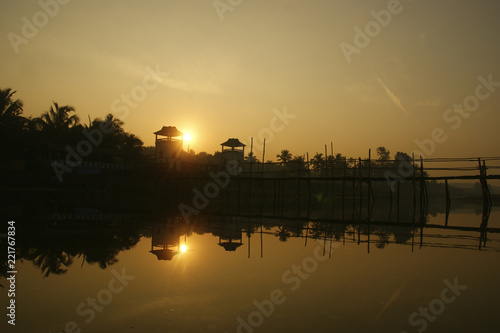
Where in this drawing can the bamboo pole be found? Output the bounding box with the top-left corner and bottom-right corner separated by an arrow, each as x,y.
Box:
359,157 -> 363,218
445,178 -> 450,226
368,149 -> 372,220
260,138 -> 266,216
248,137 -> 253,215
307,152 -> 311,219
342,158 -> 346,221
297,157 -> 301,219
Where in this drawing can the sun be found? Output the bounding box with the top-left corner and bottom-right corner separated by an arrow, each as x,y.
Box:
180,245 -> 187,253
184,133 -> 192,142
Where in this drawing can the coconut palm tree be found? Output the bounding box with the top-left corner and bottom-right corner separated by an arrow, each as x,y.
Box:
310,153 -> 325,173
275,226 -> 292,242
276,149 -> 292,165
26,248 -> 74,278
36,102 -> 79,141
120,132 -> 144,159
103,113 -> 124,134
0,88 -> 28,157
38,102 -> 79,130
0,88 -> 24,126
245,151 -> 259,163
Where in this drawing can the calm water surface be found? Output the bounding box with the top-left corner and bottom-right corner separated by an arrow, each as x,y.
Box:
2,208 -> 499,333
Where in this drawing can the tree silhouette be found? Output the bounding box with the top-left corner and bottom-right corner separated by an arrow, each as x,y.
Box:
26,248 -> 74,278
0,88 -> 27,157
120,133 -> 144,158
289,155 -> 307,173
375,230 -> 390,249
275,226 -> 291,242
276,149 -> 292,165
245,151 -> 259,163
0,88 -> 24,125
376,146 -> 391,163
36,102 -> 80,144
310,153 -> 325,172
37,102 -> 79,131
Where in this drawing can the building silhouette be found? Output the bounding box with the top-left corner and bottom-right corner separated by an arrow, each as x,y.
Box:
221,138 -> 246,163
154,126 -> 184,167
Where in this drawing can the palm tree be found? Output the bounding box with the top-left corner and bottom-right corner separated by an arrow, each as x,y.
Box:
0,88 -> 24,126
0,88 -> 28,157
103,113 -> 124,134
120,132 -> 144,159
26,248 -> 74,278
245,151 -> 259,163
310,153 -> 325,172
275,226 -> 291,242
290,155 -> 307,172
37,102 -> 79,135
276,149 -> 292,165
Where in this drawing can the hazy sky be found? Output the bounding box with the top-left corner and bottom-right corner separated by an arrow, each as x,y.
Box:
1,0 -> 500,160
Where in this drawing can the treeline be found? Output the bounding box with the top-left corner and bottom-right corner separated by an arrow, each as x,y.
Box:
184,146 -> 423,180
0,217 -> 415,281
1,87 -> 419,175
0,88 -> 145,166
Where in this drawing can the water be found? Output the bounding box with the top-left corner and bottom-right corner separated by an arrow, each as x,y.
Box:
1,207 -> 499,333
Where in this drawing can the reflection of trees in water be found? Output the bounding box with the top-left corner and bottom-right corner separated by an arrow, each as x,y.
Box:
0,241 -> 14,287
392,226 -> 414,244
275,226 -> 291,242
276,219 -> 415,250
310,222 -> 328,240
10,223 -> 141,278
375,231 -> 390,249
81,231 -> 140,270
25,247 -> 74,277
79,229 -> 141,269
309,222 -> 347,241
0,207 -> 485,282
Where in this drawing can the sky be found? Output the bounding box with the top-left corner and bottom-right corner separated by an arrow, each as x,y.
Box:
1,0 -> 500,160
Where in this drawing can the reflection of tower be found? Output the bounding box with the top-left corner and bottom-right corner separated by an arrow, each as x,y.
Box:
154,126 -> 184,165
212,217 -> 243,252
150,219 -> 186,261
221,138 -> 246,163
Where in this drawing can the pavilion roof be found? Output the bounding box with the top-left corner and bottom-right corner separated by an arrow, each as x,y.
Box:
220,138 -> 246,147
218,242 -> 243,252
154,126 -> 184,137
150,249 -> 177,260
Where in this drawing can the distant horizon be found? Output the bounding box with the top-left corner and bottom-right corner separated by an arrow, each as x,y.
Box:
6,91 -> 500,162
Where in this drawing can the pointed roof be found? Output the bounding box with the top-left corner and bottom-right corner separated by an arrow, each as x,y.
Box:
150,249 -> 177,260
154,126 -> 184,137
218,242 -> 243,252
221,138 -> 246,148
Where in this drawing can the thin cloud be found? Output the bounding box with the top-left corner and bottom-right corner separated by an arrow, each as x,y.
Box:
414,99 -> 443,108
161,77 -> 222,94
377,77 -> 410,115
376,284 -> 406,319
